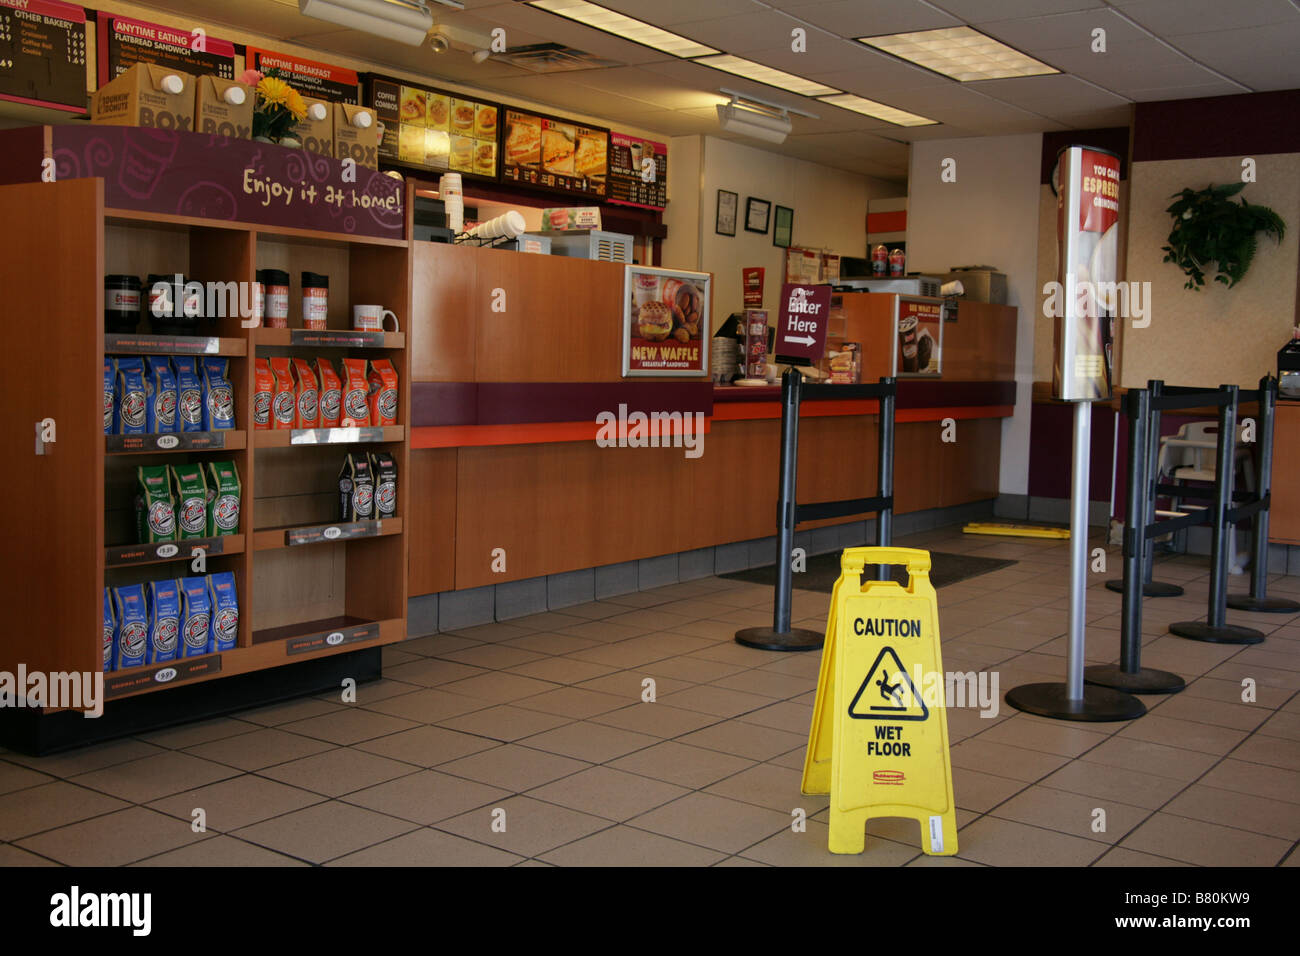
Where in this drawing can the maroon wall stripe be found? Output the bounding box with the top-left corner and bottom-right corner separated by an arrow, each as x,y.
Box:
1133,90 -> 1300,162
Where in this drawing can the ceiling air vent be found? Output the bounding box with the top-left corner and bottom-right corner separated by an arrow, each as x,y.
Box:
494,43 -> 622,73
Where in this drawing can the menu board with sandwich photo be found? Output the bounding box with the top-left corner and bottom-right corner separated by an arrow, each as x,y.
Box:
97,13 -> 236,86
501,107 -> 608,199
0,0 -> 88,113
369,75 -> 498,179
608,132 -> 666,210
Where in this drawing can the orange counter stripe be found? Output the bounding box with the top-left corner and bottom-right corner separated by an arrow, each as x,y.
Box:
411,405 -> 1012,449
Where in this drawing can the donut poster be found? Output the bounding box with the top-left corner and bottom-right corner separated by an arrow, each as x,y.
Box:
622,266 -> 711,378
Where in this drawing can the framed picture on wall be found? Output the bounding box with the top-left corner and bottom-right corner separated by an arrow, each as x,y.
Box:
622,265 -> 712,378
773,205 -> 793,248
716,190 -> 738,236
745,197 -> 771,234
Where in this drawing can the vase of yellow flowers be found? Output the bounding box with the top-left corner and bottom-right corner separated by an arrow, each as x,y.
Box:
239,68 -> 308,147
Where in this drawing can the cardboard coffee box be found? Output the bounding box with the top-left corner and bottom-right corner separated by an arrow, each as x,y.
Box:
91,63 -> 196,132
334,103 -> 378,169
293,96 -> 334,157
195,76 -> 253,140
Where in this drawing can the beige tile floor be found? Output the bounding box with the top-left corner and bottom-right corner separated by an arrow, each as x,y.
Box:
2,526 -> 1298,867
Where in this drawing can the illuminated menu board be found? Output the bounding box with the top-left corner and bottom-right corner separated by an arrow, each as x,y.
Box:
369,75 -> 498,179
97,13 -> 236,85
247,47 -> 358,104
608,132 -> 666,210
0,0 -> 86,113
500,107 -> 607,198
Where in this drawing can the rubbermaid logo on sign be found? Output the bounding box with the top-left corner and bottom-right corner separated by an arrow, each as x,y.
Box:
324,527 -> 342,540
156,544 -> 179,558
154,668 -> 177,683
326,632 -> 345,645
156,435 -> 179,449
873,770 -> 905,785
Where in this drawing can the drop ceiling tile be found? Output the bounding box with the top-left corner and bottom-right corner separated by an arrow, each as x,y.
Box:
1116,0 -> 1300,37
572,67 -> 724,110
787,0 -> 963,38
596,0 -> 766,27
936,0 -> 1105,19
973,9 -> 1147,54
967,73 -> 1132,113
754,45 -> 953,84
491,4 -> 678,65
1123,80 -> 1249,101
1048,106 -> 1135,128
1172,22 -> 1300,90
629,10 -> 795,53
1037,36 -> 1202,73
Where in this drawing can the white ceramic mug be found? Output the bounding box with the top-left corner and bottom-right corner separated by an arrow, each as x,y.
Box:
353,305 -> 400,332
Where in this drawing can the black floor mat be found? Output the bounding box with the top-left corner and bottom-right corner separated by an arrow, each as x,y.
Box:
720,550 -> 1016,594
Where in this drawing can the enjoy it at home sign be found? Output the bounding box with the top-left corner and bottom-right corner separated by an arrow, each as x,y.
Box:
775,282 -> 831,366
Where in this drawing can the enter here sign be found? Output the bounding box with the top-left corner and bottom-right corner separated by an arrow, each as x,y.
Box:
775,282 -> 831,365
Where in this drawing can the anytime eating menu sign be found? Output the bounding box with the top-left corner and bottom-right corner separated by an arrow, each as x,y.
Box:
500,107 -> 608,198
369,75 -> 498,179
97,13 -> 236,85
0,0 -> 87,113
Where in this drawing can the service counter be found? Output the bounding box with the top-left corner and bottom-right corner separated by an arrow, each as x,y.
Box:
406,242 -> 1019,596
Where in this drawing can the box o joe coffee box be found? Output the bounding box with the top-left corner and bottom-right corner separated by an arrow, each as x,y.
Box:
293,95 -> 334,157
195,76 -> 254,140
92,63 -> 196,132
335,103 -> 379,169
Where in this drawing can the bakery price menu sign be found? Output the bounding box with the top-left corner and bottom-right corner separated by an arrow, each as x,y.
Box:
608,132 -> 666,209
501,107 -> 608,198
0,0 -> 87,113
247,47 -> 358,104
369,75 -> 498,179
97,13 -> 236,86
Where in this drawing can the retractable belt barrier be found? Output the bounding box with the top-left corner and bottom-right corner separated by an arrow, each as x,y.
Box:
734,369 -> 897,652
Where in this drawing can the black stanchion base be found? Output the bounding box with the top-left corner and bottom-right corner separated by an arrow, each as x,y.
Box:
1005,682 -> 1146,722
1104,578 -> 1184,597
1084,664 -> 1186,695
1225,594 -> 1300,613
1168,621 -> 1266,645
735,627 -> 824,652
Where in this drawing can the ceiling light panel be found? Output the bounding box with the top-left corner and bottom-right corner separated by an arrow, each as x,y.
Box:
817,93 -> 936,127
859,26 -> 1058,82
693,54 -> 840,97
527,0 -> 718,58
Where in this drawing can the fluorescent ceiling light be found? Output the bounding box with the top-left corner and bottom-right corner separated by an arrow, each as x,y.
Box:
717,99 -> 793,144
858,26 -> 1057,82
817,93 -> 936,127
527,0 -> 718,58
298,0 -> 440,45
694,54 -> 840,98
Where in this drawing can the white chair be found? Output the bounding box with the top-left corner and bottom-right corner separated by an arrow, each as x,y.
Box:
1157,421 -> 1255,574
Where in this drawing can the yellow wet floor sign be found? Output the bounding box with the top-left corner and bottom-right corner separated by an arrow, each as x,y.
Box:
802,547 -> 958,855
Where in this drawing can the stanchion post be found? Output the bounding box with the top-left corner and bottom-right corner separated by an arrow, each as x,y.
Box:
1085,387 -> 1185,694
1228,375 -> 1299,613
875,377 -> 895,580
1170,384 -> 1265,645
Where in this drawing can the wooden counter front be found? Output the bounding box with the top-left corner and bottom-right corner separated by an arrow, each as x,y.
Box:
1274,401 -> 1300,544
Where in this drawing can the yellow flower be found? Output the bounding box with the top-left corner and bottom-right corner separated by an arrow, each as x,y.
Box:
257,77 -> 293,109
285,89 -> 308,121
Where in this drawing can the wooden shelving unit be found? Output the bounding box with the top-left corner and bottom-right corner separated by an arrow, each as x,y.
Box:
0,176 -> 411,713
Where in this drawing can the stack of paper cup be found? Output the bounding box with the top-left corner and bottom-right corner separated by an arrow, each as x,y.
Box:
439,174 -> 464,234
469,211 -> 527,241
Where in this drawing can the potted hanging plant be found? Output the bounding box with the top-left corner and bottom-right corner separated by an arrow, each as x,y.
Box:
239,67 -> 308,147
1162,182 -> 1286,290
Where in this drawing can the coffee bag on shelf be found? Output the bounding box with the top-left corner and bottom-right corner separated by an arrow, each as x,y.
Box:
201,357 -> 235,431
292,358 -> 320,428
103,588 -> 116,672
269,356 -> 295,430
366,359 -> 399,426
111,583 -> 149,671
204,461 -> 241,536
169,463 -> 209,540
136,465 -> 176,544
338,452 -> 374,521
114,357 -> 147,435
340,358 -> 371,427
146,578 -> 181,665
369,451 -> 397,520
172,357 -> 203,433
253,357 -> 273,430
207,572 -> 239,652
145,356 -> 178,434
103,358 -> 115,436
179,576 -> 212,658
316,358 -> 343,427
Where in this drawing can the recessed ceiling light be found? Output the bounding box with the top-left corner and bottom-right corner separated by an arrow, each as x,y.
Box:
527,0 -> 718,58
693,54 -> 840,98
858,26 -> 1058,82
817,93 -> 936,127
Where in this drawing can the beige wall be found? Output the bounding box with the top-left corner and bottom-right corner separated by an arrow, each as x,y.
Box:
661,135 -> 902,326
1120,153 -> 1300,388
907,133 -> 1043,497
